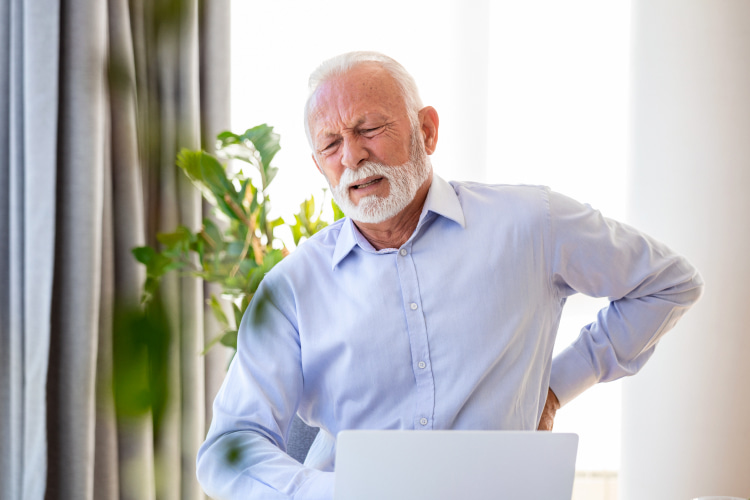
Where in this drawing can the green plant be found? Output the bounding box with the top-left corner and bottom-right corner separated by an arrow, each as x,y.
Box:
133,124 -> 341,352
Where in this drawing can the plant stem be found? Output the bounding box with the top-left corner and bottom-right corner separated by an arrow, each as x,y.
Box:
224,193 -> 250,226
199,229 -> 217,249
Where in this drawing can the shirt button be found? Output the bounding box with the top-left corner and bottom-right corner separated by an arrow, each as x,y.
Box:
420,418 -> 428,426
410,302 -> 418,311
418,361 -> 426,369
399,248 -> 408,256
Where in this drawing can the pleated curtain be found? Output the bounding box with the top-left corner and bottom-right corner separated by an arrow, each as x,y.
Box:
0,0 -> 231,499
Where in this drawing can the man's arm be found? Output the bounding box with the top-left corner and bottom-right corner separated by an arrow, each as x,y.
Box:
196,276 -> 334,500
537,388 -> 560,431
544,190 -> 704,407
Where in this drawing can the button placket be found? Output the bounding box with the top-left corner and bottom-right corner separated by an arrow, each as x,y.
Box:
394,244 -> 435,431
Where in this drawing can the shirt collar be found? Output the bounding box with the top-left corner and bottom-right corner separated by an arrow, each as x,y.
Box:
331,174 -> 465,269
420,173 -> 466,229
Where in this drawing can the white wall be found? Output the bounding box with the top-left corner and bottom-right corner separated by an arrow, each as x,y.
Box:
622,1 -> 750,498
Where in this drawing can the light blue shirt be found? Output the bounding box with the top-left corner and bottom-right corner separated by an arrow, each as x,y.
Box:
197,175 -> 703,499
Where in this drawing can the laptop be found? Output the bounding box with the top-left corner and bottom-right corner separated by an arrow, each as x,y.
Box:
333,430 -> 578,500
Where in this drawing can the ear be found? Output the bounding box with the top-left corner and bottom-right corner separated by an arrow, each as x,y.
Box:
312,153 -> 323,175
418,106 -> 439,155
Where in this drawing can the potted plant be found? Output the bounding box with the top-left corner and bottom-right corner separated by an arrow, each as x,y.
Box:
132,124 -> 341,353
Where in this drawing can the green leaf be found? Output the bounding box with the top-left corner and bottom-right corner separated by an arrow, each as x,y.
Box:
141,276 -> 159,305
232,303 -> 243,328
285,193 -> 331,245
176,149 -> 202,183
238,259 -> 256,277
112,301 -> 171,438
332,200 -> 345,221
264,166 -> 279,187
201,218 -> 224,251
201,329 -> 231,355
132,246 -> 156,265
303,197 -> 315,220
177,149 -> 244,222
247,267 -> 265,294
209,294 -> 230,328
289,219 -> 303,246
239,124 -> 281,189
147,253 -> 175,278
238,178 -> 251,207
219,330 -> 238,350
216,130 -> 241,147
262,249 -> 284,271
176,150 -> 218,205
226,241 -> 245,257
161,258 -> 185,275
193,238 -> 205,264
198,153 -> 237,202
241,293 -> 253,313
234,219 -> 248,241
246,182 -> 259,213
240,125 -> 280,166
157,225 -> 193,249
259,201 -> 268,229
222,435 -> 245,465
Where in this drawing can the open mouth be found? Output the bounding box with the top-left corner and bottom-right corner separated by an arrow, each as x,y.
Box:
351,177 -> 384,190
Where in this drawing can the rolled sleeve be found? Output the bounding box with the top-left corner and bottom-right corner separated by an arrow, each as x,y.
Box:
293,470 -> 335,500
545,189 -> 704,406
549,345 -> 599,407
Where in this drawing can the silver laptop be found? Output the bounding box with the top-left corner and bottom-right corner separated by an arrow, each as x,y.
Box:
333,430 -> 578,500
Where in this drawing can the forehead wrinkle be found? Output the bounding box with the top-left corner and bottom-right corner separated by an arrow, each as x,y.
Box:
313,111 -> 388,145
309,65 -> 406,145
318,113 -> 383,134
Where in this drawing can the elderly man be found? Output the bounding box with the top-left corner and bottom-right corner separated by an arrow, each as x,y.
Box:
196,52 -> 703,499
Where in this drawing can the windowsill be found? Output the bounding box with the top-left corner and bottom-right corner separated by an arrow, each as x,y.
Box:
573,471 -> 618,500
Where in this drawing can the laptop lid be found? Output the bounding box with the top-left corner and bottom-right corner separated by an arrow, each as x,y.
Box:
333,430 -> 579,500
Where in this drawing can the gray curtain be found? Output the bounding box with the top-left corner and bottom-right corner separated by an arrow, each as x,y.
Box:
0,0 -> 230,499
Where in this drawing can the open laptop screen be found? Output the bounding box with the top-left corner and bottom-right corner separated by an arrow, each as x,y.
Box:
334,430 -> 578,500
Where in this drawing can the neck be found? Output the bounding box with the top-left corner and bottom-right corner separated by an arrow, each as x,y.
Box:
353,173 -> 432,250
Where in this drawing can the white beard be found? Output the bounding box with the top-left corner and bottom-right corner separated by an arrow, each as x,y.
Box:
328,133 -> 432,224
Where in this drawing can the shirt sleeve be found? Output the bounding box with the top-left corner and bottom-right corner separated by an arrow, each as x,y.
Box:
196,273 -> 335,500
545,189 -> 704,406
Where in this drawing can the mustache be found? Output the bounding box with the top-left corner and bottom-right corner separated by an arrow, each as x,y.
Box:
338,162 -> 393,188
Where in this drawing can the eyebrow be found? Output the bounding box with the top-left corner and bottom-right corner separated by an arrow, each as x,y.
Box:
316,114 -> 389,141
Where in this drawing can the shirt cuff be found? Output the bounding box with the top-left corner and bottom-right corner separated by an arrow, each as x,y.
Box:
293,469 -> 335,500
549,345 -> 599,407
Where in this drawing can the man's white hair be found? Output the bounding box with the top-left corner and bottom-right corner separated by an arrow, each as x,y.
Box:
304,51 -> 424,149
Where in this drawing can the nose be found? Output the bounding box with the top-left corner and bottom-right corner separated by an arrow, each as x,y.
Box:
340,135 -> 368,170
